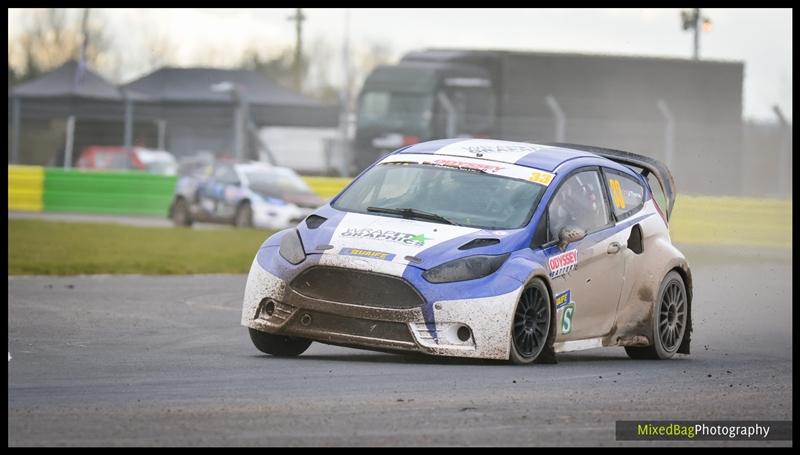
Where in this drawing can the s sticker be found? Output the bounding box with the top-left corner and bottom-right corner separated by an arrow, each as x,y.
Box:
549,249 -> 578,278
339,248 -> 396,261
561,303 -> 575,334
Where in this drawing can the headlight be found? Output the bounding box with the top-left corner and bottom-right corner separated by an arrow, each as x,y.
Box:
263,196 -> 288,206
278,229 -> 306,264
422,253 -> 509,283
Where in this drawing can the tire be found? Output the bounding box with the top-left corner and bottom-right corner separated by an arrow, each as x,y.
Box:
171,198 -> 193,227
235,202 -> 253,228
509,279 -> 557,365
625,270 -> 687,360
248,328 -> 312,357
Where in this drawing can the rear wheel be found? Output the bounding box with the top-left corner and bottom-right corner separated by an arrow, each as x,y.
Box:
248,328 -> 312,357
235,202 -> 253,228
625,270 -> 687,360
171,198 -> 193,227
509,279 -> 556,364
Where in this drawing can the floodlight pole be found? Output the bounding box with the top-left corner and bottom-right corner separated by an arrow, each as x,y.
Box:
123,91 -> 134,150
657,99 -> 675,170
211,81 -> 246,161
64,116 -> 76,169
545,95 -> 565,142
693,8 -> 700,60
11,97 -> 20,164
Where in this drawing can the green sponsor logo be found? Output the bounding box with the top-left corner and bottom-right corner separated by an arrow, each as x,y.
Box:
561,303 -> 575,334
341,228 -> 433,246
409,233 -> 432,245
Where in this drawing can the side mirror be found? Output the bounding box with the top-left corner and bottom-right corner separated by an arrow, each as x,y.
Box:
558,226 -> 586,251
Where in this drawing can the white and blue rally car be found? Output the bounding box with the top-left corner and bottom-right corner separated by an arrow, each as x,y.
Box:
241,139 -> 692,364
171,161 -> 323,230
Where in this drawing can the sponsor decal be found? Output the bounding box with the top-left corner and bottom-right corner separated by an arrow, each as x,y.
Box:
461,144 -> 539,155
224,186 -> 240,203
424,158 -> 505,173
528,170 -> 555,186
561,303 -> 575,334
609,178 -> 626,209
444,77 -> 491,88
372,133 -> 404,148
341,228 -> 432,246
339,248 -> 396,261
554,290 -> 572,309
549,249 -> 578,278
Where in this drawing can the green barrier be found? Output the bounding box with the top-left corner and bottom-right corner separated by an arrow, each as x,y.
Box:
13,167 -> 791,249
43,168 -> 176,216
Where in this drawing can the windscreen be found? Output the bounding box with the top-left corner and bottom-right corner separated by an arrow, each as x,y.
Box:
245,168 -> 313,195
333,162 -> 546,230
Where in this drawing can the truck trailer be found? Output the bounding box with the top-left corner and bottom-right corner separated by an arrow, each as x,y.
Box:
354,49 -> 744,194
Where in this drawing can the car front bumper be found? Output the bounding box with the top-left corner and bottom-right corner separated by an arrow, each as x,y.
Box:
241,255 -> 522,360
252,205 -> 314,230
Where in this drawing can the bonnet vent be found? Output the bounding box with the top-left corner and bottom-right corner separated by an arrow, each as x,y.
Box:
458,238 -> 500,250
305,215 -> 327,229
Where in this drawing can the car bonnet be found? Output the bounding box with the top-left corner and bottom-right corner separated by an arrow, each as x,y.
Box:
297,205 -> 531,278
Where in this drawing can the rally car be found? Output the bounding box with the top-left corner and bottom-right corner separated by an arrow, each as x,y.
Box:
170,161 -> 324,230
241,139 -> 692,364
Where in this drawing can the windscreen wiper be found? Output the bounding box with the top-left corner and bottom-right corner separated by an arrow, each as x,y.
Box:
367,206 -> 455,225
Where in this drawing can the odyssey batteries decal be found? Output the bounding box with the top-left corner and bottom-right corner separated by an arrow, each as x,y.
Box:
549,249 -> 578,278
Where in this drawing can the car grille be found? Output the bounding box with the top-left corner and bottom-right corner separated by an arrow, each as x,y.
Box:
290,266 -> 424,309
290,310 -> 415,344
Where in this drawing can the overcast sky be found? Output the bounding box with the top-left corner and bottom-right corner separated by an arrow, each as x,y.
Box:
8,8 -> 793,121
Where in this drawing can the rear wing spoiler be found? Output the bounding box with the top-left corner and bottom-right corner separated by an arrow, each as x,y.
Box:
544,143 -> 676,221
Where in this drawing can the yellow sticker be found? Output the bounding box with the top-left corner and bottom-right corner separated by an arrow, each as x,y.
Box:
528,170 -> 555,186
609,178 -> 626,209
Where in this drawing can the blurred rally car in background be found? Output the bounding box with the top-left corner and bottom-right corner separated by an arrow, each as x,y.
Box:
170,160 -> 324,229
242,139 -> 693,364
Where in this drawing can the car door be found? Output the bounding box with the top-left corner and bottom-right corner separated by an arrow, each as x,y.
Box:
199,164 -> 241,221
542,168 -> 626,341
600,167 -> 649,320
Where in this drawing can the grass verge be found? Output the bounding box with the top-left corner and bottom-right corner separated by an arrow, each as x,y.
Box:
670,195 -> 792,249
9,219 -> 274,275
8,194 -> 791,275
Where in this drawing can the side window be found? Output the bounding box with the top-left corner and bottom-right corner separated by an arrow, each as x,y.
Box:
547,170 -> 611,241
214,165 -> 239,185
604,170 -> 645,220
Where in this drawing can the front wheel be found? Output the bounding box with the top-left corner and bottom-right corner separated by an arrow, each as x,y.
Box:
171,198 -> 193,227
248,328 -> 312,357
625,270 -> 687,360
509,279 -> 556,364
235,202 -> 254,228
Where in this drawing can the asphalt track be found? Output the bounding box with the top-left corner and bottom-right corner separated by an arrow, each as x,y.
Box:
8,244 -> 792,446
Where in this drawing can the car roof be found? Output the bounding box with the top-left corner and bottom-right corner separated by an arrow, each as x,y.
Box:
234,161 -> 297,175
394,138 -> 606,173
